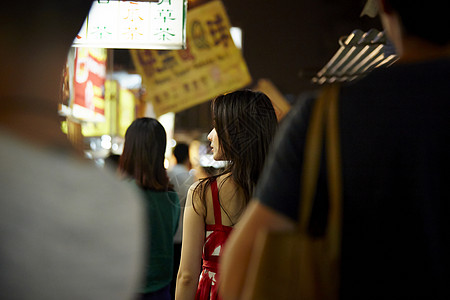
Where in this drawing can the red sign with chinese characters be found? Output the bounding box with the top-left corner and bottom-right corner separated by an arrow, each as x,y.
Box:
72,48 -> 107,121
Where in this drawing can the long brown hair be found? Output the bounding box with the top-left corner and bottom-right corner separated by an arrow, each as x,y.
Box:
193,90 -> 278,218
119,117 -> 170,191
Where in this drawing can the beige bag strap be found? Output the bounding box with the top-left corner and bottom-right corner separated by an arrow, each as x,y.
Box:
298,83 -> 342,244
325,84 -> 343,259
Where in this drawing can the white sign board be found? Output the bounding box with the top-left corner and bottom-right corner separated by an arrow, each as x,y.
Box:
73,0 -> 186,49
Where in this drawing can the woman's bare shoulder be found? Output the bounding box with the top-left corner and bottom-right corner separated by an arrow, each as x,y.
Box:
216,174 -> 240,194
188,180 -> 201,192
187,179 -> 209,216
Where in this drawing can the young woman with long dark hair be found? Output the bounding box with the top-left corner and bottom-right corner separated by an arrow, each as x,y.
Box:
119,117 -> 180,300
175,90 -> 278,300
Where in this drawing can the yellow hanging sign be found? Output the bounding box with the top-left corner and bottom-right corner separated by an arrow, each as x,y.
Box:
130,0 -> 252,116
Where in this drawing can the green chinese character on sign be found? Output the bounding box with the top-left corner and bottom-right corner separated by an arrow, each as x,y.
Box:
157,0 -> 171,5
91,26 -> 112,39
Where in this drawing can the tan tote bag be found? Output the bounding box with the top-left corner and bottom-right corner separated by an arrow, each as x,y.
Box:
242,84 -> 342,300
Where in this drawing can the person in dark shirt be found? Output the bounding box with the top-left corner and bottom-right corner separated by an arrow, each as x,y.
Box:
220,0 -> 450,299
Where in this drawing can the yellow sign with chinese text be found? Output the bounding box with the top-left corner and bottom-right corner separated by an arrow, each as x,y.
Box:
254,79 -> 291,121
118,88 -> 136,137
130,0 -> 252,116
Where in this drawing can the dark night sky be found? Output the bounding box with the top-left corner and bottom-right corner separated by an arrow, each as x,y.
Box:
113,0 -> 383,131
222,0 -> 382,97
115,0 -> 382,98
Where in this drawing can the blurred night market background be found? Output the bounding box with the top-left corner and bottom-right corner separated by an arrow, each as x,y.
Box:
62,0 -> 387,173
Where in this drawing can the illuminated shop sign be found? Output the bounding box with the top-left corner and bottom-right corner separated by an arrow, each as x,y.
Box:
72,48 -> 108,122
130,0 -> 251,116
73,0 -> 186,49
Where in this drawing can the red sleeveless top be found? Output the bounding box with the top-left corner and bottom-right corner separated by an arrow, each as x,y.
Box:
195,180 -> 233,300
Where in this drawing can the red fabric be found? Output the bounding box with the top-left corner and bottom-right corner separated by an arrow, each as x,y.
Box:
195,180 -> 233,300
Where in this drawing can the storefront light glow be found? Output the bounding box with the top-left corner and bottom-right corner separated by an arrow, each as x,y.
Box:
101,135 -> 112,142
169,139 -> 177,148
73,0 -> 187,49
230,27 -> 242,49
164,158 -> 170,169
199,154 -> 227,168
101,135 -> 112,149
101,140 -> 112,150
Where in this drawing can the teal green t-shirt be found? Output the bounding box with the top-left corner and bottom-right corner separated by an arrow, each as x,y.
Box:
138,188 -> 180,293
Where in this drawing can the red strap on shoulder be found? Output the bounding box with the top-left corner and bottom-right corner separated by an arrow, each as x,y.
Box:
210,180 -> 222,225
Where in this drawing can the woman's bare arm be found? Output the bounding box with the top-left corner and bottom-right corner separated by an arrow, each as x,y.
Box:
175,183 -> 205,300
